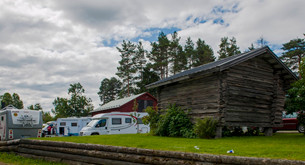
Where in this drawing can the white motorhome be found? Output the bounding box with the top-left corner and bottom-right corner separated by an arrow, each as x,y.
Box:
0,105 -> 43,141
80,112 -> 149,136
56,117 -> 92,136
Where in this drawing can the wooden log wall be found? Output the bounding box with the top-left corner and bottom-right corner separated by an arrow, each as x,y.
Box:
1,139 -> 305,165
158,74 -> 220,121
223,57 -> 284,127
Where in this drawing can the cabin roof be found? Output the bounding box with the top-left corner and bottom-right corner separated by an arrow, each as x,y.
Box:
91,92 -> 149,113
146,46 -> 298,89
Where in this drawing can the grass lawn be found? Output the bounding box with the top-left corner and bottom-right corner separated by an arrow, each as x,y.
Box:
35,133 -> 305,161
0,152 -> 66,165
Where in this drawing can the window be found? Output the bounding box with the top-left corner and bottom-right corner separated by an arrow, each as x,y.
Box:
1,116 -> 3,121
125,118 -> 132,123
71,123 -> 77,127
112,118 -> 122,125
96,119 -> 107,127
60,122 -> 66,126
138,100 -> 154,112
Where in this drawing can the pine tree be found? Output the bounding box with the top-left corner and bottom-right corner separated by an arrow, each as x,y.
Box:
193,39 -> 215,67
148,32 -> 170,79
116,40 -> 137,96
184,37 -> 195,69
218,37 -> 241,60
169,32 -> 187,74
98,77 -> 122,105
281,38 -> 305,76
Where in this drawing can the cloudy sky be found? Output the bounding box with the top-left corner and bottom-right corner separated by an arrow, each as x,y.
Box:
0,0 -> 304,112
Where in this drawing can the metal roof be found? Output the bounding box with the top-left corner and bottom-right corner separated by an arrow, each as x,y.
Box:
146,46 -> 298,89
91,93 -> 146,113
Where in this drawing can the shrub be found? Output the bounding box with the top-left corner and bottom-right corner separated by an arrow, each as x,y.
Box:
143,106 -> 160,135
194,117 -> 218,139
155,104 -> 194,138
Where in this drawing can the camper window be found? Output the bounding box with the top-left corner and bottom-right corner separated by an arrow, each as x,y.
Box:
112,118 -> 122,125
1,116 -> 3,121
60,122 -> 66,126
125,118 -> 132,123
96,119 -> 106,128
71,123 -> 77,127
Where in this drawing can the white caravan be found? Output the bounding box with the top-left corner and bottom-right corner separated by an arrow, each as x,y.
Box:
0,105 -> 43,141
80,112 -> 149,136
56,117 -> 92,136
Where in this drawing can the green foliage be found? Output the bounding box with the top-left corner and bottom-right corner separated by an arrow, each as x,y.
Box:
193,38 -> 215,67
281,37 -> 305,72
218,37 -> 241,59
155,104 -> 194,138
143,106 -> 160,135
116,40 -> 137,97
28,103 -> 43,110
148,32 -> 171,79
52,82 -> 93,118
98,77 -> 122,105
194,117 -> 218,139
0,92 -> 24,109
42,111 -> 54,123
285,58 -> 305,114
135,66 -> 160,96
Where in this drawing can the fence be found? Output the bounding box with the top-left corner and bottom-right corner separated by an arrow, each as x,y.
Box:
0,139 -> 304,165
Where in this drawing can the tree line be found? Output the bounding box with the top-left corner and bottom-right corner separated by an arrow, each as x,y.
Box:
1,32 -> 304,122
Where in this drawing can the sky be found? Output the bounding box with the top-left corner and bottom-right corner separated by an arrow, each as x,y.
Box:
0,0 -> 305,113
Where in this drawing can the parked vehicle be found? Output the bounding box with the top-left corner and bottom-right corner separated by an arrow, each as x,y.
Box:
273,112 -> 304,133
56,117 -> 92,136
42,121 -> 56,137
0,105 -> 43,140
80,112 -> 149,136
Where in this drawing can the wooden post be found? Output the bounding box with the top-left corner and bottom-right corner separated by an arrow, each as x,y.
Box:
264,127 -> 273,136
215,127 -> 222,138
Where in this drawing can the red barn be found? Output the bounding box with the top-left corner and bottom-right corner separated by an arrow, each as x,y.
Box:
91,92 -> 157,116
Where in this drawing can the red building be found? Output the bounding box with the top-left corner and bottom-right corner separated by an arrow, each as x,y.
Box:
91,92 -> 157,116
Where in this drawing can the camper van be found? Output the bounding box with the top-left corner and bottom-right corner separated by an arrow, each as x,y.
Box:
80,112 -> 149,136
0,105 -> 43,141
56,117 -> 92,136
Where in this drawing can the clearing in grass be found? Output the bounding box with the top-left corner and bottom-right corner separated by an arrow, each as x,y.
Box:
35,133 -> 305,161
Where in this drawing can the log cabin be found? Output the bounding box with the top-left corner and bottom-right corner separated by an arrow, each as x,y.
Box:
146,46 -> 298,137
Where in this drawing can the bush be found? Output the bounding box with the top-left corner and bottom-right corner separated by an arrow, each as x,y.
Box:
143,106 -> 160,135
194,117 -> 218,139
145,104 -> 194,138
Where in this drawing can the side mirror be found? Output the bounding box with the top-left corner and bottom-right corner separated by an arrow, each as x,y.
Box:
105,127 -> 107,130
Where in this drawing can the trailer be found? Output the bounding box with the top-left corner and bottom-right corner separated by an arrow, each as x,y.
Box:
56,117 -> 92,136
80,112 -> 150,136
0,105 -> 43,141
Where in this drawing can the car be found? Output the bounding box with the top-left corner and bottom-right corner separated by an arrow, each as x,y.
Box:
273,112 -> 304,133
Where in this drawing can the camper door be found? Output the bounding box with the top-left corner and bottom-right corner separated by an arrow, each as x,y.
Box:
0,114 -> 6,141
95,118 -> 108,134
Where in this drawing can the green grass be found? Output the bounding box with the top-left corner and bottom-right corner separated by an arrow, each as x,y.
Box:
0,152 -> 66,165
35,133 -> 305,161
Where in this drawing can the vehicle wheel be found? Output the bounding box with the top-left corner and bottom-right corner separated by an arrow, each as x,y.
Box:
91,133 -> 99,135
273,129 -> 277,133
297,124 -> 304,133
